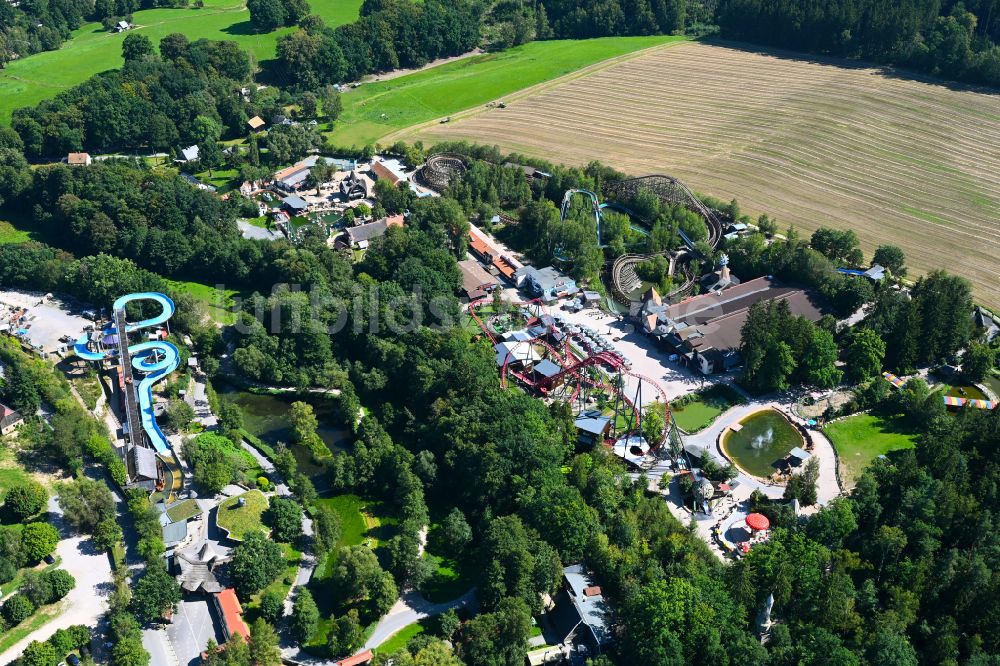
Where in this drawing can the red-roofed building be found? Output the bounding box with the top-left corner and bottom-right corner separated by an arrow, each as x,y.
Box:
337,650 -> 374,666
214,588 -> 250,642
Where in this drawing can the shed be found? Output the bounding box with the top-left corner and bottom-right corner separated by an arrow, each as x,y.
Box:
247,116 -> 265,131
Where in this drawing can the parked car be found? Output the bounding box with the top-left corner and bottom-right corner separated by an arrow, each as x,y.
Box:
68,655 -> 81,666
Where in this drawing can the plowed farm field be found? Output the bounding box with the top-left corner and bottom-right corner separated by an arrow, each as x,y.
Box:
408,42 -> 1000,309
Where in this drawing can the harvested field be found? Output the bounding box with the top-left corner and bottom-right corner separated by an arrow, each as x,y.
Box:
409,42 -> 1000,309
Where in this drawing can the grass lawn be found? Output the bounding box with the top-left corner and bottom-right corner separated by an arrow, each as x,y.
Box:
0,219 -> 37,244
0,600 -> 65,653
984,373 -> 1000,398
375,618 -> 431,655
671,384 -> 745,432
419,553 -> 473,603
329,35 -> 686,147
0,0 -> 365,123
824,411 -> 920,487
166,498 -> 203,522
216,489 -> 268,541
164,279 -> 245,326
306,494 -> 400,653
193,167 -> 240,193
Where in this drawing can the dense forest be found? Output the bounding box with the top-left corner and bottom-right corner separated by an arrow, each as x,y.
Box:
11,35 -> 256,156
0,0 -> 92,66
717,0 -> 1000,86
276,0 -> 481,89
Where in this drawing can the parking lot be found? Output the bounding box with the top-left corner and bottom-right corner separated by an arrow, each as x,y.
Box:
0,289 -> 95,355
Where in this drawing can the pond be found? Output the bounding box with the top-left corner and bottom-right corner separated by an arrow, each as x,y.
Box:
217,383 -> 349,479
942,383 -> 989,401
722,409 -> 805,479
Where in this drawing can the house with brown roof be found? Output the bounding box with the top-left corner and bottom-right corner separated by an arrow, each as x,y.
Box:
246,116 -> 265,131
0,403 -> 24,436
67,152 -> 92,166
640,276 -> 827,374
458,259 -> 499,301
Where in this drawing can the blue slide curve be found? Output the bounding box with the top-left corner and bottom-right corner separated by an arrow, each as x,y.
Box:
73,292 -> 178,454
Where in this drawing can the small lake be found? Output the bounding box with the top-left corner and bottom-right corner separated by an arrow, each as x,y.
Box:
217,382 -> 349,479
722,409 -> 804,478
942,383 -> 989,401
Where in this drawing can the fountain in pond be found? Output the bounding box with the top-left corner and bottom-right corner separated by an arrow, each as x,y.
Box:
750,427 -> 774,450
722,410 -> 804,479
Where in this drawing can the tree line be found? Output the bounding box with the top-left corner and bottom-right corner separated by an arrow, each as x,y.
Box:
717,0 -> 1000,87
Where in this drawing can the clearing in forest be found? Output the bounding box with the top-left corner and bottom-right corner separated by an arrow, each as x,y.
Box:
409,41 -> 1000,309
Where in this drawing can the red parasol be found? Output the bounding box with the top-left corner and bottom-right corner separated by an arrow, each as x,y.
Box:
745,513 -> 770,531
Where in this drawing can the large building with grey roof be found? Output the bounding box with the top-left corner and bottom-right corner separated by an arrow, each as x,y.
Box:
640,275 -> 827,375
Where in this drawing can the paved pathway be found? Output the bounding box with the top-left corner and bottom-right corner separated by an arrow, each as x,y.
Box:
362,589 -> 476,652
0,496 -> 114,664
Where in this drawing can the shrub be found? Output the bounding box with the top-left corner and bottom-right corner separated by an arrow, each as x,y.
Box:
259,590 -> 284,624
21,522 -> 59,563
3,593 -> 36,624
3,480 -> 48,521
45,569 -> 76,601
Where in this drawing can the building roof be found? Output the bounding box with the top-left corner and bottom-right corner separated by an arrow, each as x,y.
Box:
457,259 -> 499,299
132,445 -> 158,480
216,588 -> 251,641
575,411 -> 611,436
247,115 -> 265,130
336,651 -> 374,666
468,228 -> 493,258
650,276 -> 827,359
494,341 -> 540,367
346,220 -> 390,245
175,549 -> 224,593
562,564 -> 611,646
180,145 -> 199,162
67,152 -> 91,165
533,359 -> 562,378
0,403 -> 23,430
282,195 -> 308,211
787,446 -> 811,461
371,158 -> 408,185
162,519 -> 188,546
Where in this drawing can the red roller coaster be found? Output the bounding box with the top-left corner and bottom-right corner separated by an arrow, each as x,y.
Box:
470,299 -> 675,448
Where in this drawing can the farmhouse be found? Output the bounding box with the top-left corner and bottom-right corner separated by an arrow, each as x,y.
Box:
0,403 -> 24,436
467,227 -> 521,282
176,145 -> 199,163
548,564 -> 612,654
457,259 -> 499,301
67,152 -> 92,166
639,276 -> 827,375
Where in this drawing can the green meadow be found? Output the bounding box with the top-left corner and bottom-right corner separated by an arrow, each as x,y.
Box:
0,0 -> 364,123
328,35 -> 687,147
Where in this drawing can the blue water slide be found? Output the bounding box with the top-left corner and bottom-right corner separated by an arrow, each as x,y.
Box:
130,341 -> 180,455
74,333 -> 109,361
105,292 -> 175,335
73,292 -> 178,455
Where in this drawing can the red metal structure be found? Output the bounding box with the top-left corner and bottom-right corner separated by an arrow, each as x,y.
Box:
469,299 -> 673,446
